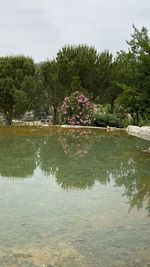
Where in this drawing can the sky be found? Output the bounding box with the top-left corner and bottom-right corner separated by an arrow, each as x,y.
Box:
0,0 -> 149,62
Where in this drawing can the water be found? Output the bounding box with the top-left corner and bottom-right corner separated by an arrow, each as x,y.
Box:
0,126 -> 150,267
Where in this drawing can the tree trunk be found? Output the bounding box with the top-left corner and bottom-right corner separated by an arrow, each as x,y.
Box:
136,110 -> 139,126
5,111 -> 12,125
53,105 -> 58,125
110,100 -> 115,113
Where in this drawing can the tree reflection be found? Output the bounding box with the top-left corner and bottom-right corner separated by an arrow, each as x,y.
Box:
128,176 -> 150,217
0,137 -> 37,178
114,152 -> 150,216
39,129 -> 107,189
0,128 -> 149,215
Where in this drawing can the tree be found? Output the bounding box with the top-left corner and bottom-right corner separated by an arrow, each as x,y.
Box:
99,58 -> 123,113
56,45 -> 97,97
40,60 -> 64,124
56,45 -> 113,101
116,25 -> 150,124
95,50 -> 113,103
0,56 -> 36,124
30,63 -> 50,120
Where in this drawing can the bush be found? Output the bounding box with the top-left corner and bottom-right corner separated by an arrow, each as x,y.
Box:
0,115 -> 4,126
61,91 -> 93,126
93,113 -> 124,128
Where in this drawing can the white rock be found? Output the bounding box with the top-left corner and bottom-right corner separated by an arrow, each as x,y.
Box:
126,125 -> 150,141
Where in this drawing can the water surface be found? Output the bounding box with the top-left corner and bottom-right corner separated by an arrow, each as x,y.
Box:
0,126 -> 150,267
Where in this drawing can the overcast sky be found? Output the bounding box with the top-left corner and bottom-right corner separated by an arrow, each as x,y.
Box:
0,0 -> 149,62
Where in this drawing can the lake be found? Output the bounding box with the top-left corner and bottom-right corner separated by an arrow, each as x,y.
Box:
0,126 -> 150,267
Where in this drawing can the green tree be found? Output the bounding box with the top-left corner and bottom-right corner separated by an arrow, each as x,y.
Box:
30,63 -> 50,120
56,45 -> 112,101
100,58 -> 123,113
95,50 -> 113,103
117,25 -> 150,124
40,60 -> 64,124
0,56 -> 36,124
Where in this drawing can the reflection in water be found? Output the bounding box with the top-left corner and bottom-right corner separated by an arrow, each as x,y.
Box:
59,129 -> 94,158
0,127 -> 150,267
0,137 -> 37,178
0,127 -> 150,215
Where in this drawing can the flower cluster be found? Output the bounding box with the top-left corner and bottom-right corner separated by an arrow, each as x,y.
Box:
61,91 -> 93,126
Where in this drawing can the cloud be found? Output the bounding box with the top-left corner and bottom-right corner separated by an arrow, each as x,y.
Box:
0,0 -> 149,62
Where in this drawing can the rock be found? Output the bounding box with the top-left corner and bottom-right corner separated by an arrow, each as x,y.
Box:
126,125 -> 150,141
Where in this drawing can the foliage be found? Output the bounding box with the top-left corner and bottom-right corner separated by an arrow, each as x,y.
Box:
93,112 -> 124,128
92,50 -> 113,101
56,45 -> 113,100
103,59 -> 123,113
0,56 -> 36,124
56,45 -> 97,96
40,60 -> 64,124
0,115 -> 4,126
61,91 -> 93,125
31,64 -> 50,120
113,103 -> 134,127
116,25 -> 150,125
0,26 -> 149,126
13,90 -> 29,119
138,113 -> 150,126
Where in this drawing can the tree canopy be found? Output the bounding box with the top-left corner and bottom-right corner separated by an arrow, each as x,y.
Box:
0,25 -> 149,126
117,25 -> 150,124
0,56 -> 36,124
56,45 -> 113,100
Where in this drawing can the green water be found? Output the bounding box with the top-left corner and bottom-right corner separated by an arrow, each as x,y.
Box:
0,126 -> 150,267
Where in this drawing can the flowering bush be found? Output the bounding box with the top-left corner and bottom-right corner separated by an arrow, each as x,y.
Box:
61,91 -> 93,125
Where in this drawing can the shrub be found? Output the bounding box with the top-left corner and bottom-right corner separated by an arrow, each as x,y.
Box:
139,115 -> 150,126
61,91 -> 93,126
93,113 -> 124,128
0,115 -> 4,126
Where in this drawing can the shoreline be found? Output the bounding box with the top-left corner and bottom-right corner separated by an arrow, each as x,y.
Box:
2,121 -> 125,131
1,123 -> 150,141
